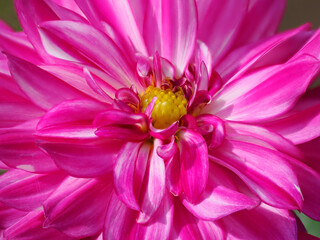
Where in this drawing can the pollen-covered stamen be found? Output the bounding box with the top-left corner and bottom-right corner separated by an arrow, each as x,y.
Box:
141,86 -> 187,129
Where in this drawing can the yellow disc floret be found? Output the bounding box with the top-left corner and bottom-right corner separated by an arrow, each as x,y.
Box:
141,86 -> 187,129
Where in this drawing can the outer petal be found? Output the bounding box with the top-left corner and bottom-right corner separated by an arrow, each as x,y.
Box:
75,0 -> 148,55
43,176 -> 112,238
211,140 -> 303,209
299,137 -> 320,174
0,202 -> 27,229
7,54 -> 88,110
216,24 -> 312,82
288,159 -> 320,221
40,20 -> 139,89
0,169 -> 66,211
222,203 -> 297,240
178,129 -> 209,203
206,55 -> 320,122
138,139 -> 166,223
235,0 -> 286,47
0,119 -> 59,173
197,0 -> 248,64
182,163 -> 258,221
263,87 -> 320,145
4,210 -> 73,240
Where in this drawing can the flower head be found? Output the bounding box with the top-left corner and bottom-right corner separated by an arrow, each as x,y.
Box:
1,0 -> 320,239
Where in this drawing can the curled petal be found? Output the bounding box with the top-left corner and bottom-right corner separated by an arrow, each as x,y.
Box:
157,137 -> 177,160
178,129 -> 209,203
149,121 -> 179,140
196,114 -> 225,149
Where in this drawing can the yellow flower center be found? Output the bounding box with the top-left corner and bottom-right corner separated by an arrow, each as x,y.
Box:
141,86 -> 188,129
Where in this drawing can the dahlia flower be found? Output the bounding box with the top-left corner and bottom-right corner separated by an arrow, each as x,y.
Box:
1,0 -> 320,239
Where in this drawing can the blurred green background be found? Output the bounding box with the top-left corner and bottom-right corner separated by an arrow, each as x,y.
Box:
0,0 -> 320,237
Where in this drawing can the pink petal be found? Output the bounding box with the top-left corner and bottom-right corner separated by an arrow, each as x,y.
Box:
288,159 -> 320,221
207,55 -> 320,122
37,99 -> 107,131
225,122 -> 302,159
178,129 -> 209,203
114,142 -> 150,210
51,0 -> 84,17
0,169 -> 66,211
0,29 -> 42,64
0,119 -> 59,173
38,137 -> 122,178
7,54 -> 89,110
40,20 -> 139,89
172,202 -> 225,240
0,203 -> 27,229
14,0 -> 59,62
4,210 -> 73,240
104,191 -> 136,240
263,103 -> 320,145
165,150 -> 181,196
138,139 -> 166,223
43,176 -> 112,238
222,203 -> 297,240
156,0 -> 197,75
197,0 -> 247,64
294,28 -> 320,60
182,163 -> 258,221
217,24 -> 311,82
130,192 -> 173,240
211,140 -> 303,209
76,0 -> 148,55
235,0 -> 286,47
299,137 -> 320,174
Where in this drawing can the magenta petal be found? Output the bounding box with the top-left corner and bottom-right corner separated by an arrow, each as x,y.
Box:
172,202 -> 225,240
7,54 -> 88,110
211,140 -> 303,209
197,0 -> 247,64
37,99 -> 108,131
165,151 -> 181,196
264,103 -> 320,145
182,163 -> 258,221
149,121 -> 179,140
138,139 -> 166,223
235,0 -> 286,47
0,169 -> 66,211
178,129 -> 209,203
0,119 -> 59,173
0,203 -> 27,229
114,142 -> 150,210
104,191 -> 136,240
208,55 -> 320,122
222,203 -> 297,240
289,159 -> 320,221
158,0 -> 197,74
44,177 -> 112,238
226,122 -> 302,159
4,210 -> 73,240
39,138 -> 122,178
40,20 -> 139,88
131,192 -> 173,240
